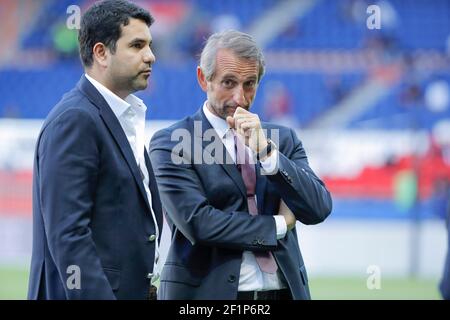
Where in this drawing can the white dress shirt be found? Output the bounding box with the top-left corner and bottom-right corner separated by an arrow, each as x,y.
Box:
85,74 -> 160,282
202,102 -> 288,291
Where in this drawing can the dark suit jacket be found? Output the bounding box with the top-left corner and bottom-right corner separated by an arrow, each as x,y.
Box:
28,75 -> 163,300
440,207 -> 450,300
149,108 -> 332,300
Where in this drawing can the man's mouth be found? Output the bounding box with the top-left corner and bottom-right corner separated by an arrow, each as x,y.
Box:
140,69 -> 151,76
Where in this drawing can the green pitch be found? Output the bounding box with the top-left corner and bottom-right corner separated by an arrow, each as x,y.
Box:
0,266 -> 442,300
309,277 -> 441,300
0,266 -> 30,300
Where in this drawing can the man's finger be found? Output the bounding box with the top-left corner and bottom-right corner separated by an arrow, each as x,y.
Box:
234,114 -> 255,121
240,120 -> 258,131
226,116 -> 235,129
234,107 -> 251,115
235,117 -> 248,131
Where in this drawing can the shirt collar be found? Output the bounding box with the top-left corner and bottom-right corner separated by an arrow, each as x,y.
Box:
85,73 -> 147,119
202,101 -> 231,139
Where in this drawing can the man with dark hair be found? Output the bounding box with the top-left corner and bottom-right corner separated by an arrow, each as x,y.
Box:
150,30 -> 332,300
28,0 -> 162,300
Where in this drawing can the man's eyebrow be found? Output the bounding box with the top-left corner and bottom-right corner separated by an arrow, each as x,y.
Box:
129,38 -> 152,45
221,74 -> 257,82
222,74 -> 238,80
244,76 -> 258,81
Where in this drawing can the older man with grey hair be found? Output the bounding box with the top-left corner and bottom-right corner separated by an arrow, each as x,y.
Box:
149,30 -> 332,300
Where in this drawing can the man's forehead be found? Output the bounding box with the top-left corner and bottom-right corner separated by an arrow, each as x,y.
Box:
120,18 -> 152,41
215,49 -> 258,77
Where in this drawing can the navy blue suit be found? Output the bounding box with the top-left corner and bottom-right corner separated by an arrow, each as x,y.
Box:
149,108 -> 332,300
28,75 -> 163,299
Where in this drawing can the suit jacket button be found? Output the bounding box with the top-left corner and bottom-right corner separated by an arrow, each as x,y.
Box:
148,234 -> 156,242
228,275 -> 236,283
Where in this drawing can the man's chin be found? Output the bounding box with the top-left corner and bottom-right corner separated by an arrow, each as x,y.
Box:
133,80 -> 149,92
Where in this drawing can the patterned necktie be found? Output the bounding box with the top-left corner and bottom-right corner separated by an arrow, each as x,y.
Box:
234,133 -> 278,274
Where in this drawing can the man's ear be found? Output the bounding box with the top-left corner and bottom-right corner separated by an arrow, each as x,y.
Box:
197,66 -> 208,92
92,42 -> 109,68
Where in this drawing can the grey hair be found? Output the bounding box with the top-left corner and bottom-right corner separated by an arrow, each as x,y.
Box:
199,30 -> 265,82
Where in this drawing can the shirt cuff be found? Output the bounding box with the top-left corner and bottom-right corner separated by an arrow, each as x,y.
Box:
259,149 -> 279,175
273,215 -> 287,240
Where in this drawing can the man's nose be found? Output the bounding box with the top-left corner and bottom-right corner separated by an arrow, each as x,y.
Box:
143,47 -> 156,64
233,86 -> 246,107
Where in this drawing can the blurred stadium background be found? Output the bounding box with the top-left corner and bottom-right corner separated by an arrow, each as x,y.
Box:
0,0 -> 449,299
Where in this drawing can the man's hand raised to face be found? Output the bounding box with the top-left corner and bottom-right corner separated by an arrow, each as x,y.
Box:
226,107 -> 269,159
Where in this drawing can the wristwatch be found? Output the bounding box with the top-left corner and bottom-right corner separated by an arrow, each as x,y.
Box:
257,139 -> 275,161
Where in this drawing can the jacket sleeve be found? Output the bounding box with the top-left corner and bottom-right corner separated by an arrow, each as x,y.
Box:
266,128 -> 332,225
37,108 -> 116,299
149,128 -> 278,251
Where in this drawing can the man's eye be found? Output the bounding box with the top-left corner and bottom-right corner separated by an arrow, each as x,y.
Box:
132,43 -> 142,48
223,80 -> 235,88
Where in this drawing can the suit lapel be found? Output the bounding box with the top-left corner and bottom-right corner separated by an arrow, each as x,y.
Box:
193,109 -> 247,199
77,75 -> 152,212
144,148 -> 163,230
